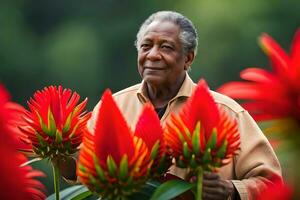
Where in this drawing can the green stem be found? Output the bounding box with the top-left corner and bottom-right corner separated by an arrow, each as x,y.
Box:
52,162 -> 60,200
195,167 -> 203,200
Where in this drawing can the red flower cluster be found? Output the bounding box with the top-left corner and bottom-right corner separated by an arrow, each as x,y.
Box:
20,85 -> 91,159
77,90 -> 167,199
0,84 -> 45,200
218,29 -> 300,123
165,79 -> 240,171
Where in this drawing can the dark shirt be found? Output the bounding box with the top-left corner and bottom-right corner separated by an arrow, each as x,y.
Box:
155,106 -> 167,119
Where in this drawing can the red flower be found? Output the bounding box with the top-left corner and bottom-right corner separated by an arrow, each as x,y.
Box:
258,179 -> 293,200
135,103 -> 169,175
0,84 -> 32,153
165,79 -> 240,170
77,90 -> 167,199
218,29 -> 300,123
20,85 -> 91,159
5,102 -> 33,153
0,84 -> 46,200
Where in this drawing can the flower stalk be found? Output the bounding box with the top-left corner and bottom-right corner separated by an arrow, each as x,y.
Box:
165,79 -> 240,199
196,167 -> 203,200
52,161 -> 60,200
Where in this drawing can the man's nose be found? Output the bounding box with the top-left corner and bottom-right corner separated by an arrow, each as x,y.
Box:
146,46 -> 162,60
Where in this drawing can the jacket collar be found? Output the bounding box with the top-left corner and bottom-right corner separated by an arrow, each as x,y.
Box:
136,72 -> 195,104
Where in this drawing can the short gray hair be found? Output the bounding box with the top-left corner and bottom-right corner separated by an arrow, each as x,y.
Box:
135,11 -> 198,56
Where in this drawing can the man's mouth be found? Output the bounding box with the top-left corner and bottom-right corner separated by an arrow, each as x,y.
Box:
144,66 -> 165,70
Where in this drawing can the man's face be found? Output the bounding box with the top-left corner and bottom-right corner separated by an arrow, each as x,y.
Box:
137,20 -> 189,87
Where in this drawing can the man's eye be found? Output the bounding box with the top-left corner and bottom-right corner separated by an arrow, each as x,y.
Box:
140,44 -> 150,49
161,45 -> 173,50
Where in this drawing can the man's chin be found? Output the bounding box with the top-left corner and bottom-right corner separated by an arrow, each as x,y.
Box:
143,75 -> 165,86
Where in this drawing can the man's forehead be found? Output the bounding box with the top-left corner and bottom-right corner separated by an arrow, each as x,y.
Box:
141,20 -> 180,40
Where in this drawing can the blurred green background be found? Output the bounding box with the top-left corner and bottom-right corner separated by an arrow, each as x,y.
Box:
0,0 -> 299,196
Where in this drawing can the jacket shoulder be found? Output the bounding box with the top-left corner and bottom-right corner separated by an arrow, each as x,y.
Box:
113,83 -> 141,98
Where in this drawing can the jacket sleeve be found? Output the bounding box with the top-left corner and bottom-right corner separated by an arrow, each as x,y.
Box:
232,110 -> 282,200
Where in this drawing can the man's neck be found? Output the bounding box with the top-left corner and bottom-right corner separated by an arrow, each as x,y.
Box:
146,73 -> 186,108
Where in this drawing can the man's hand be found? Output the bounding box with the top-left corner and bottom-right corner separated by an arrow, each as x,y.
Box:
202,172 -> 236,200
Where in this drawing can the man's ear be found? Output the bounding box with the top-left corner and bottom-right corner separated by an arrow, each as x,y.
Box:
184,51 -> 195,70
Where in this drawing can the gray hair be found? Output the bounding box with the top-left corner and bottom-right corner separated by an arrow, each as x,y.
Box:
135,11 -> 198,56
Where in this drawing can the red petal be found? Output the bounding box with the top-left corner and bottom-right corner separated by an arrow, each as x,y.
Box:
259,33 -> 291,79
0,140 -> 45,200
258,179 -> 293,200
49,86 -> 64,128
182,79 -> 219,134
135,103 -> 164,150
240,68 -> 277,83
94,89 -> 134,166
4,102 -> 33,151
217,81 -> 286,102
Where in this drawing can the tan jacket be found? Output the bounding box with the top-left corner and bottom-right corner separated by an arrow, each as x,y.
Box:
88,74 -> 282,200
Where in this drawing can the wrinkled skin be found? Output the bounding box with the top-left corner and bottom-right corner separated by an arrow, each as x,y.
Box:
202,172 -> 236,200
137,20 -> 194,108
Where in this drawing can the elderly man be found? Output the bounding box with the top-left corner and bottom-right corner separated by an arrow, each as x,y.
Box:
66,11 -> 282,200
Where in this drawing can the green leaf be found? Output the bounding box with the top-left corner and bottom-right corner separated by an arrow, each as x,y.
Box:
192,121 -> 201,155
176,130 -> 185,143
48,108 -> 57,137
130,180 -> 161,200
78,163 -> 87,173
216,140 -> 227,158
55,130 -> 63,143
20,157 -> 42,167
46,185 -> 97,200
119,155 -> 128,181
206,128 -> 217,150
62,112 -> 72,133
36,132 -> 48,147
183,142 -> 191,159
69,122 -> 80,139
183,125 -> 191,139
71,191 -> 93,200
150,140 -> 160,160
190,154 -> 197,168
93,155 -> 106,182
150,179 -> 195,200
36,111 -> 49,135
107,155 -> 117,177
202,149 -> 212,164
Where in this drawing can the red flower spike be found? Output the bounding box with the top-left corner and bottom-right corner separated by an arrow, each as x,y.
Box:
134,103 -> 168,174
181,79 -> 220,135
77,89 -> 159,199
0,84 -> 46,200
94,89 -> 134,167
135,103 -> 163,150
165,79 -> 240,171
20,85 -> 91,159
218,29 -> 300,124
